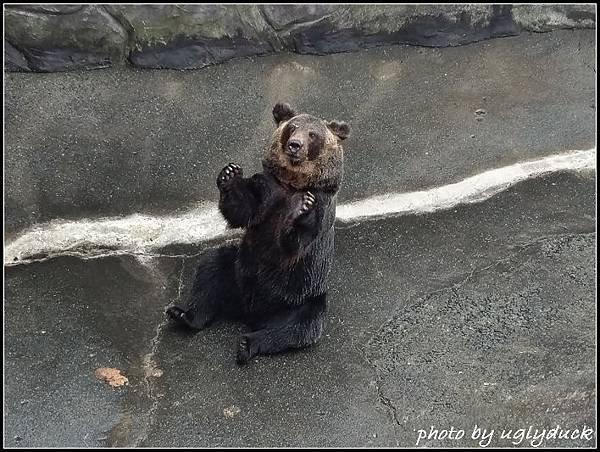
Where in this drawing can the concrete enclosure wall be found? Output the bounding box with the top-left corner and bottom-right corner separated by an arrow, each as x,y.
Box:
3,4 -> 597,239
4,4 -> 596,72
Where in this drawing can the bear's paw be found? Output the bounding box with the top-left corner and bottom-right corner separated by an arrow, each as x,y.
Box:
217,163 -> 243,189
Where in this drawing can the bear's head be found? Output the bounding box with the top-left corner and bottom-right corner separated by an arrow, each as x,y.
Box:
262,102 -> 349,192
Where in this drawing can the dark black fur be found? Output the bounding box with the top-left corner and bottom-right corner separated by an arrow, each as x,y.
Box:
167,103 -> 349,364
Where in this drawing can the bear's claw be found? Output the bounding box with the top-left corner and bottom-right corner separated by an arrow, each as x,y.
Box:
299,191 -> 316,215
166,306 -> 193,328
217,163 -> 243,189
236,334 -> 254,365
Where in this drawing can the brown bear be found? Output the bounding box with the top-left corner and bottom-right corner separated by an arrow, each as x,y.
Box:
166,102 -> 350,364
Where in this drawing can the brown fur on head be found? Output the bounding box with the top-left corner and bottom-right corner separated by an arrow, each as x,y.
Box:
263,102 -> 349,192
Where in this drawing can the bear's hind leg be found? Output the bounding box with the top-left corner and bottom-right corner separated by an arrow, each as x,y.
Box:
236,294 -> 327,364
166,244 -> 240,330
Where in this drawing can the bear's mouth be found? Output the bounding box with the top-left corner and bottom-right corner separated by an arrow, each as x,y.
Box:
288,155 -> 302,165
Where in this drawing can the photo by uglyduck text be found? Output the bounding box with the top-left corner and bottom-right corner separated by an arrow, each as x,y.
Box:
415,425 -> 596,447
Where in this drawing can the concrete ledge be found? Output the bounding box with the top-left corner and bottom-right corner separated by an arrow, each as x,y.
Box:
4,4 -> 596,72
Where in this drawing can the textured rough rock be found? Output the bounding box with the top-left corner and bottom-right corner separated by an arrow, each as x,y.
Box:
106,4 -> 281,69
4,41 -> 30,72
513,4 -> 596,32
3,4 -> 596,72
280,5 -> 521,53
260,5 -> 340,31
4,5 -> 128,72
4,5 -> 85,15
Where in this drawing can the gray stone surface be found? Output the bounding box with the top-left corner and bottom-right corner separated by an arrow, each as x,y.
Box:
107,5 -> 282,70
279,4 -> 520,53
4,40 -> 30,72
3,171 -> 596,447
4,5 -> 128,72
261,4 -> 339,31
514,4 -> 596,32
368,233 -> 596,447
6,5 -> 85,15
4,255 -> 183,447
3,4 -> 596,72
4,30 -> 596,234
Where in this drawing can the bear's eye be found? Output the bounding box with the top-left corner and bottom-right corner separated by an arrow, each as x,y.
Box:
288,124 -> 297,132
309,132 -> 316,139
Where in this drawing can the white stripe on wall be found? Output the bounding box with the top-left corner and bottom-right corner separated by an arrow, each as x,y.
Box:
4,149 -> 596,266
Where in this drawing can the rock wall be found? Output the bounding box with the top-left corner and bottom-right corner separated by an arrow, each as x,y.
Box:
4,4 -> 596,72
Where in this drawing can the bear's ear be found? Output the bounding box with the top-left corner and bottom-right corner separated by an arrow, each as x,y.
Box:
327,120 -> 350,140
272,102 -> 296,125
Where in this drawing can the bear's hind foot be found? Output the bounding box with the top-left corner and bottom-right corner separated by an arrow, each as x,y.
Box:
236,333 -> 259,365
166,305 -> 212,331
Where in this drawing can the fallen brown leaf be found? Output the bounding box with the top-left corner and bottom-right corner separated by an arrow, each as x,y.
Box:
95,367 -> 129,388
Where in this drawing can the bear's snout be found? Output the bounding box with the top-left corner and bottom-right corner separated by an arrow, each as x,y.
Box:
286,138 -> 304,163
287,139 -> 302,154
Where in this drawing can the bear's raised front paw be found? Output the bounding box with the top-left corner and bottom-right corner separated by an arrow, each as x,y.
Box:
236,334 -> 257,365
217,163 -> 243,189
298,191 -> 316,216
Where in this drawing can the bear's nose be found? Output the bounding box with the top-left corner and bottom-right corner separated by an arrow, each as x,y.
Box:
287,139 -> 302,155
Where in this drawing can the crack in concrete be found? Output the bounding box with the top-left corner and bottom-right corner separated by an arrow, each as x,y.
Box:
378,392 -> 402,426
351,340 -> 403,447
346,339 -> 402,442
104,257 -> 186,447
367,230 -> 596,351
361,345 -> 402,427
359,230 -> 596,438
133,258 -> 186,447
